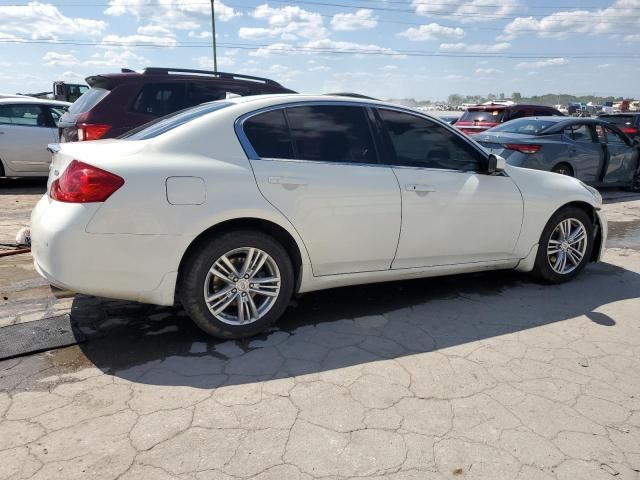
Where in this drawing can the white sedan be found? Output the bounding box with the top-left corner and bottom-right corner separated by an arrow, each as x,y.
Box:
31,94 -> 607,338
0,97 -> 71,177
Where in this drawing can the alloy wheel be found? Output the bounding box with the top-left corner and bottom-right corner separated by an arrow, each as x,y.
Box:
546,218 -> 588,275
203,247 -> 281,325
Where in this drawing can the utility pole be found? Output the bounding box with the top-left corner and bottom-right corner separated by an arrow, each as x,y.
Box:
210,0 -> 217,72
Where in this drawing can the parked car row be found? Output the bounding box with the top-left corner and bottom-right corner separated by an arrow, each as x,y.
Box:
2,67 -> 637,188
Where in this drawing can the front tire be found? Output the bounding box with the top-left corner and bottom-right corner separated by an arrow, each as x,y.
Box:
532,207 -> 594,284
179,230 -> 294,339
551,163 -> 573,177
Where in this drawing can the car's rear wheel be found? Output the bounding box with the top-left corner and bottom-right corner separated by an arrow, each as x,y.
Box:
179,230 -> 294,339
532,207 -> 594,284
551,163 -> 573,177
0,159 -> 5,177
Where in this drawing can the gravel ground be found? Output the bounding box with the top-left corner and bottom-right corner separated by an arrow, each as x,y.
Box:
1,179 -> 640,480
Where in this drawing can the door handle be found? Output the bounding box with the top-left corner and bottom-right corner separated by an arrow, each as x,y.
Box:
268,176 -> 308,186
405,184 -> 436,193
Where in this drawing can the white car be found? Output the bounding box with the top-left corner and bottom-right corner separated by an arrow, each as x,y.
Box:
31,95 -> 607,338
0,98 -> 71,177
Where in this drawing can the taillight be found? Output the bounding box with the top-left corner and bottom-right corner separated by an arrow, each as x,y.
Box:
76,123 -> 111,141
50,160 -> 124,203
621,127 -> 638,135
503,144 -> 542,154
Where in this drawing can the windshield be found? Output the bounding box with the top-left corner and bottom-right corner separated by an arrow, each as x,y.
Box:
68,88 -> 109,114
122,101 -> 232,140
489,118 -> 557,135
459,109 -> 505,123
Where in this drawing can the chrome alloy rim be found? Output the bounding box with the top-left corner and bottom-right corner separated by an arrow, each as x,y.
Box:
203,247 -> 281,325
547,218 -> 588,275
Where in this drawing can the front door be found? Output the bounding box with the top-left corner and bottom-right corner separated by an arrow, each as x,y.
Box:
600,125 -> 638,184
374,108 -> 523,269
0,104 -> 57,173
242,104 -> 402,276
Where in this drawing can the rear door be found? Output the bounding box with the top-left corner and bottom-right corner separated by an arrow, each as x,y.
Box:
601,125 -> 638,184
562,123 -> 603,182
242,104 -> 402,276
0,104 -> 57,173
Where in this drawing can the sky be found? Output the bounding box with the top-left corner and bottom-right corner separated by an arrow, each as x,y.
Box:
1,0 -> 640,100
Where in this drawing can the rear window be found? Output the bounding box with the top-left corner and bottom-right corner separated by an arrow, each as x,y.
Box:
460,109 -> 505,123
489,118 -> 557,135
600,115 -> 635,127
122,101 -> 231,140
68,88 -> 109,114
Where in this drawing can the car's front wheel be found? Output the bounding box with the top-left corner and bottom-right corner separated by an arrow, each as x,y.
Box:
532,207 -> 594,284
179,230 -> 294,339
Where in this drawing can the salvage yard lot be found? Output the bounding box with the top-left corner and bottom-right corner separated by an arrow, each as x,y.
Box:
1,179 -> 640,480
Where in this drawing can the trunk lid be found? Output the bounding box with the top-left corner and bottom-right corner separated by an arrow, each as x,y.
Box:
473,132 -> 539,157
46,139 -> 148,195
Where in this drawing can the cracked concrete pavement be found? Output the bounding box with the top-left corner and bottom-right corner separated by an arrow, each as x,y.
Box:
1,179 -> 640,479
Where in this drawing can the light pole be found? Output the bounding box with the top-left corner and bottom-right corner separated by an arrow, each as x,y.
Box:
210,0 -> 217,72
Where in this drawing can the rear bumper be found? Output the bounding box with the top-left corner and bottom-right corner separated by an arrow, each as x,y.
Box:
30,195 -> 186,306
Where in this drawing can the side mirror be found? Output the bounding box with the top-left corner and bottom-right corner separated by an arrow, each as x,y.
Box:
487,154 -> 506,175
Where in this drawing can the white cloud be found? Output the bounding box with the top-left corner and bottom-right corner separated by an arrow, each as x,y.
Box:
398,23 -> 465,41
502,1 -> 640,40
250,39 -> 400,58
331,9 -> 377,31
193,53 -> 236,69
0,2 -> 106,40
440,42 -> 510,53
475,68 -> 502,75
42,49 -> 147,68
412,0 -> 519,23
102,33 -> 177,47
137,25 -> 174,36
105,0 -> 239,31
515,57 -> 568,70
625,34 -> 640,42
188,31 -> 213,39
383,65 -> 398,70
239,4 -> 327,41
443,74 -> 465,80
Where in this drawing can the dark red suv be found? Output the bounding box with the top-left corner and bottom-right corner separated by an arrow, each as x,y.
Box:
456,103 -> 563,135
58,67 -> 296,142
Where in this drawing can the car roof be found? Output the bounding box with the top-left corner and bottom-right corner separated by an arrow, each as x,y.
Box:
469,104 -> 557,110
0,97 -> 71,107
224,93 -> 399,108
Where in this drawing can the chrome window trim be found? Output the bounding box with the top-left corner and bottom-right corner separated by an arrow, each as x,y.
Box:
234,99 -> 491,167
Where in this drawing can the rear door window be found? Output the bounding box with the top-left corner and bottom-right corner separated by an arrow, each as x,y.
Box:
243,109 -> 294,159
564,124 -> 593,142
132,82 -> 187,117
0,104 -> 52,127
68,88 -> 109,114
285,105 -> 377,164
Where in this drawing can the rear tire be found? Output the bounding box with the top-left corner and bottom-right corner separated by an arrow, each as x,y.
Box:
532,206 -> 594,284
551,163 -> 573,177
179,230 -> 294,339
0,159 -> 5,177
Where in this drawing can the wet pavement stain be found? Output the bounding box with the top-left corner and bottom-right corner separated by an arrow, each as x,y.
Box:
607,219 -> 640,251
